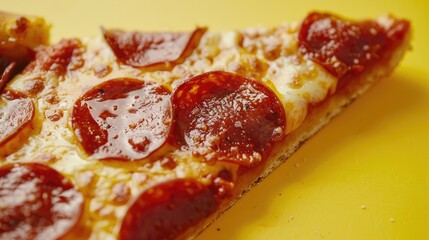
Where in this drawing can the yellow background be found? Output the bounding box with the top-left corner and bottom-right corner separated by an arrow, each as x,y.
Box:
2,0 -> 428,239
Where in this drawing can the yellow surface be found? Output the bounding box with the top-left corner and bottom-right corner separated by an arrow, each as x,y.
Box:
1,0 -> 428,239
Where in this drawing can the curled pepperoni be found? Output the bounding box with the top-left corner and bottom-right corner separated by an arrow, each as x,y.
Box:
71,78 -> 172,161
298,12 -> 410,78
0,90 -> 34,146
171,71 -> 286,167
24,38 -> 84,75
1,46 -> 35,91
119,179 -> 218,240
103,27 -> 207,70
0,163 -> 83,240
0,61 -> 17,92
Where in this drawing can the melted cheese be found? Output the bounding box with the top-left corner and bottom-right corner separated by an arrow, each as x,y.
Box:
1,23 -> 338,239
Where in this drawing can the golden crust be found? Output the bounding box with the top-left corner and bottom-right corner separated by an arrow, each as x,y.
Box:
0,11 -> 50,48
187,16 -> 412,240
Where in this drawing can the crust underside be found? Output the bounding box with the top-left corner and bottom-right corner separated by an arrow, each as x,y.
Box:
186,29 -> 412,240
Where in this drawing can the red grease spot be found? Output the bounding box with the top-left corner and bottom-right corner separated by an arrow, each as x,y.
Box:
25,38 -> 84,75
119,179 -> 218,240
0,90 -> 34,146
171,71 -> 286,167
103,27 -> 207,70
298,12 -> 410,78
0,163 -> 83,240
71,78 -> 172,161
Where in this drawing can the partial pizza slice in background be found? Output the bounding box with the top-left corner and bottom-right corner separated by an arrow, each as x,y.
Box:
0,11 -> 50,89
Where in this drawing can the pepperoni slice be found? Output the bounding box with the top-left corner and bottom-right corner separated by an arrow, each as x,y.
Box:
24,38 -> 84,75
1,46 -> 35,91
0,62 -> 17,92
71,78 -> 172,161
0,163 -> 83,240
0,90 -> 35,146
298,12 -> 410,78
119,179 -> 218,240
171,71 -> 286,167
103,27 -> 207,70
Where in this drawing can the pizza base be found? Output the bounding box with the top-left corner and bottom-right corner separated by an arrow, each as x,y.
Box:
0,11 -> 411,240
186,25 -> 411,240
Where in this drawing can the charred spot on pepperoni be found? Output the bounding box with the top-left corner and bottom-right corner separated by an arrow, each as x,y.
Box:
0,163 -> 83,240
171,71 -> 286,167
119,179 -> 218,240
298,12 -> 410,78
71,78 -> 172,161
0,90 -> 35,146
103,27 -> 207,70
24,38 -> 85,75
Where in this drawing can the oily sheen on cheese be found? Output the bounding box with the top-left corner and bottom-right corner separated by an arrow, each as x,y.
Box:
0,12 -> 410,240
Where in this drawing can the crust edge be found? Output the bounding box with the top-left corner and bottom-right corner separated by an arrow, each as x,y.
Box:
185,20 -> 412,240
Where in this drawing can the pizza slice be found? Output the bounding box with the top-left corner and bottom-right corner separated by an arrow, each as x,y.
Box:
0,11 -> 50,90
0,11 -> 411,240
